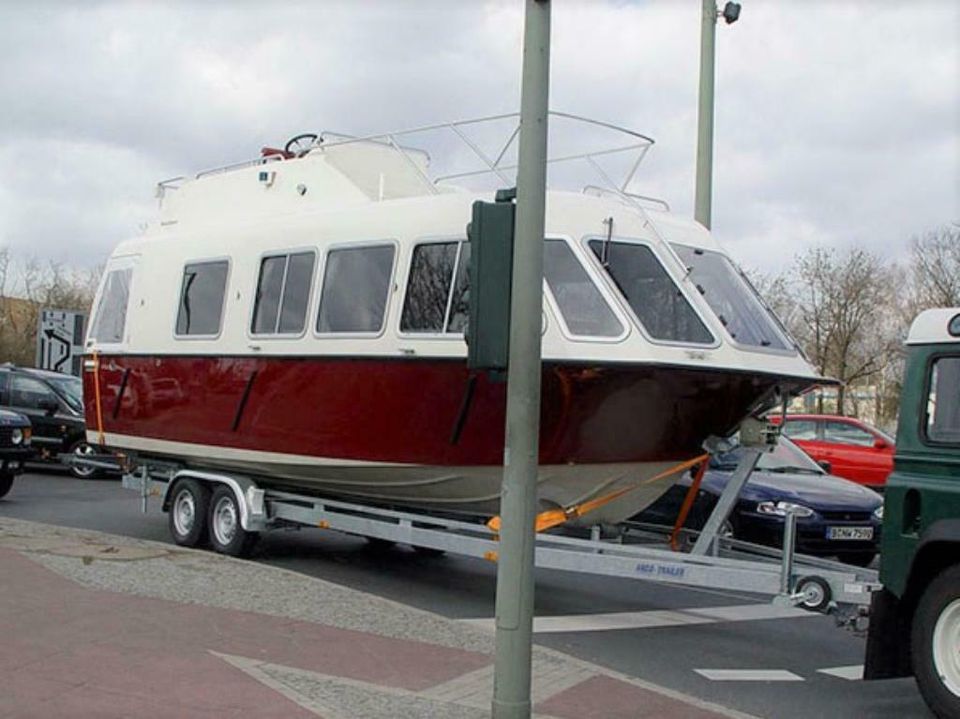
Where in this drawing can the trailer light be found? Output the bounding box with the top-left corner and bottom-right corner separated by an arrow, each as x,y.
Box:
756,501 -> 814,518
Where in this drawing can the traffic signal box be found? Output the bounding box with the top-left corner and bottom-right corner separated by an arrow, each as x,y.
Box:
466,190 -> 516,373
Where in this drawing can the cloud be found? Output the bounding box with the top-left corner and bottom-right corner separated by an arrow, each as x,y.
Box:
0,0 -> 956,276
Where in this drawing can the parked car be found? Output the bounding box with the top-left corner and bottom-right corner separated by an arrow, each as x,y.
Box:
771,413 -> 895,489
0,409 -> 34,498
0,364 -> 95,478
636,436 -> 884,566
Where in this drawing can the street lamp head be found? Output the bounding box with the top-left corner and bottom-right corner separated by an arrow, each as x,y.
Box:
721,2 -> 741,24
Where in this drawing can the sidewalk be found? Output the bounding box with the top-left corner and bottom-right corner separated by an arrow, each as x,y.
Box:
0,517 -> 754,719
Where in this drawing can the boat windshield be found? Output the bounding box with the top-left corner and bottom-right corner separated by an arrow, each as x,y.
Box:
711,437 -> 823,475
587,239 -> 714,345
672,245 -> 791,351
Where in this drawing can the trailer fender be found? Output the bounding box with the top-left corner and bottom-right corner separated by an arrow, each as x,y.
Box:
162,471 -> 267,532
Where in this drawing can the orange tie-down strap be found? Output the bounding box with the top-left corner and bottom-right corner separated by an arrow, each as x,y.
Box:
669,458 -> 708,551
91,351 -> 105,447
487,453 -> 708,535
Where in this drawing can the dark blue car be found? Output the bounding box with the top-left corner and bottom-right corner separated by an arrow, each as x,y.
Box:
637,437 -> 883,567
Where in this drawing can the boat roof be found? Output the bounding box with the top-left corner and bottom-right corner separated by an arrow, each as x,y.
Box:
906,308 -> 960,345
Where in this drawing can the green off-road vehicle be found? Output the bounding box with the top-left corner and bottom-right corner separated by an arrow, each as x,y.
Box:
865,308 -> 960,718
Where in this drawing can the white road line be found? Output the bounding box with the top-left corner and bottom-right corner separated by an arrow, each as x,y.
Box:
817,665 -> 864,681
458,602 -> 817,634
695,669 -> 805,682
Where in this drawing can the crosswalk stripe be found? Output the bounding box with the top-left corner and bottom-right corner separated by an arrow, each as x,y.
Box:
817,665 -> 864,680
458,602 -> 816,634
695,669 -> 804,682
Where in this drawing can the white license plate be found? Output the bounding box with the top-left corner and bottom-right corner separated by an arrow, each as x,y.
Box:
827,526 -> 874,541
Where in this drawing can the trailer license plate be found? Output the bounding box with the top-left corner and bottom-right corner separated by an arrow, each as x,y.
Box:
827,526 -> 873,540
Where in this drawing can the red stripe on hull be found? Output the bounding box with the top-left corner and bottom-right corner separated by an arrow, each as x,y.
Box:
85,355 -> 795,466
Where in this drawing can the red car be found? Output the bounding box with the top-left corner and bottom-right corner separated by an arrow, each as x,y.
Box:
773,414 -> 895,489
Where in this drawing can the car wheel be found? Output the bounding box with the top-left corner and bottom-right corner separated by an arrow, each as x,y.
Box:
168,479 -> 210,547
207,485 -> 258,557
0,472 -> 14,499
69,441 -> 100,479
912,564 -> 960,718
843,551 -> 876,568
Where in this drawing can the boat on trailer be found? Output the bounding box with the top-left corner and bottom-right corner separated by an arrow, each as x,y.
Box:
83,113 -> 821,527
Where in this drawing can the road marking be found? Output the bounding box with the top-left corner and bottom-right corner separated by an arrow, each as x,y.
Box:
817,665 -> 864,680
458,602 -> 815,634
695,669 -> 804,682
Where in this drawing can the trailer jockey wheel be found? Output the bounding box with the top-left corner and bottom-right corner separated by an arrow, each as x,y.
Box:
168,479 -> 210,548
796,576 -> 832,612
208,485 -> 258,558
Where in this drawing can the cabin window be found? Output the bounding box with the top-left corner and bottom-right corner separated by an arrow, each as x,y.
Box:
401,241 -> 471,334
544,240 -> 623,338
316,245 -> 395,334
672,245 -> 790,350
252,251 -> 316,335
89,268 -> 132,343
588,240 -> 713,344
925,356 -> 960,444
176,260 -> 229,336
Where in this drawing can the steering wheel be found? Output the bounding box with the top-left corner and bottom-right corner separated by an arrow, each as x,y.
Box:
284,133 -> 319,157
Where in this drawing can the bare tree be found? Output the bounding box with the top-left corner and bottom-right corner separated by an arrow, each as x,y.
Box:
907,224 -> 960,311
0,250 -> 101,367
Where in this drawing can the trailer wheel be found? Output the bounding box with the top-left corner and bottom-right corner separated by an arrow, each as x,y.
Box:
796,576 -> 832,612
208,485 -> 258,558
911,564 -> 960,719
0,471 -> 14,499
168,479 -> 210,547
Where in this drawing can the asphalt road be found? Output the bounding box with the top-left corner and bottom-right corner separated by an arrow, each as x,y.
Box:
1,471 -> 932,719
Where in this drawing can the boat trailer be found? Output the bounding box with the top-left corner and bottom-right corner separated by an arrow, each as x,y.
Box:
107,443 -> 880,628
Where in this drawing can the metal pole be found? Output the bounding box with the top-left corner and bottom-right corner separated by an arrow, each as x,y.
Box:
492,1 -> 550,717
694,0 -> 717,228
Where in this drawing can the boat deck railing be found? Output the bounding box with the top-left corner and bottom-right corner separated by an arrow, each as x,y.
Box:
157,112 -> 667,209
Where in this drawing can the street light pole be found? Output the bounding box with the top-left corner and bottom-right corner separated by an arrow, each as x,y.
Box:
694,0 -> 717,229
491,0 -> 550,717
694,1 -> 741,230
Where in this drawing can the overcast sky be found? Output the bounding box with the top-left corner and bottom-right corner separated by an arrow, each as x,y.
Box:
0,1 -> 956,277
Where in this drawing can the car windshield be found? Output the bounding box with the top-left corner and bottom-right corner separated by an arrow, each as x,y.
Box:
45,375 -> 83,412
672,244 -> 792,351
711,437 -> 823,474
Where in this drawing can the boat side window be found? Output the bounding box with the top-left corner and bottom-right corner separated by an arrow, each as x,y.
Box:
925,356 -> 960,445
316,245 -> 395,334
672,245 -> 790,350
587,240 -> 712,344
401,241 -> 470,334
175,260 -> 229,336
89,268 -> 132,343
545,240 -> 622,337
252,251 -> 316,335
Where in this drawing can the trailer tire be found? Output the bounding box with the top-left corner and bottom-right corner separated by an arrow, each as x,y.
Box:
168,479 -> 210,548
911,563 -> 960,719
0,471 -> 14,499
208,485 -> 258,558
796,576 -> 832,612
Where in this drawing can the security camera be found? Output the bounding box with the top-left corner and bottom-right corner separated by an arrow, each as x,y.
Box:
721,2 -> 741,24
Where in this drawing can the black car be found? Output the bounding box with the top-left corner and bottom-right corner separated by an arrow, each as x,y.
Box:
0,365 -> 94,478
637,437 -> 884,566
0,409 -> 34,498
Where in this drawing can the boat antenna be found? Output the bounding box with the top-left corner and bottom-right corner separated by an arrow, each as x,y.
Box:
601,216 -> 614,267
